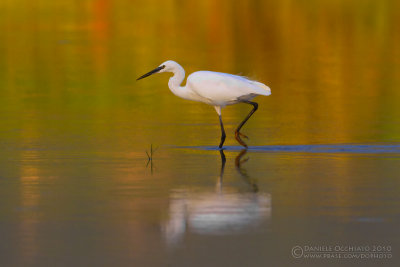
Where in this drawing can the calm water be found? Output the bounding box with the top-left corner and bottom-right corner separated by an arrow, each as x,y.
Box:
1,0 -> 400,266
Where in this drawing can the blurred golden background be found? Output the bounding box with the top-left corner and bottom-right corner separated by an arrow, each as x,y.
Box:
0,0 -> 399,149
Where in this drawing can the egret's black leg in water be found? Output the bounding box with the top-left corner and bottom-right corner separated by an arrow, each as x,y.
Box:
235,101 -> 258,148
218,115 -> 226,149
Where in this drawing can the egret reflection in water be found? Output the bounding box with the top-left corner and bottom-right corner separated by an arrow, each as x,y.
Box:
162,149 -> 271,245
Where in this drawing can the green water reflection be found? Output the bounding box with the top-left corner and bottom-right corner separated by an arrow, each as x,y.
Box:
0,0 -> 399,266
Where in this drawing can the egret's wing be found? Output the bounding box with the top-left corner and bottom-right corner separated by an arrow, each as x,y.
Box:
187,71 -> 270,104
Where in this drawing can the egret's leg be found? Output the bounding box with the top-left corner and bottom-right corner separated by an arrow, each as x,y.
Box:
218,115 -> 226,149
238,132 -> 249,139
235,101 -> 258,148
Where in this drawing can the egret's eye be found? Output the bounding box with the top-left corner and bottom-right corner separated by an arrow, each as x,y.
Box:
161,65 -> 165,69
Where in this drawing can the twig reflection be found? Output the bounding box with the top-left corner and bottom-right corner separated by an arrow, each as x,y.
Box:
146,144 -> 158,174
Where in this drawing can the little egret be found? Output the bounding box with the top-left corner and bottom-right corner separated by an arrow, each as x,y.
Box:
137,60 -> 271,148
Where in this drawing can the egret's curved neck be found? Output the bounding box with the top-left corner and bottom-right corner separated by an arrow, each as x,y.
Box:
168,64 -> 191,100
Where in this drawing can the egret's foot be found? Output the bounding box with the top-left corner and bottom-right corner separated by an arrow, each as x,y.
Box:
237,131 -> 249,139
218,141 -> 225,149
235,132 -> 248,148
218,140 -> 225,149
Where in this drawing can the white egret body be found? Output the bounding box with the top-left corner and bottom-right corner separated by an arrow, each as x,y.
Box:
137,60 -> 271,148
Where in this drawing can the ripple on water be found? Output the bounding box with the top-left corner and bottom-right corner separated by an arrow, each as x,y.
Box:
177,144 -> 400,154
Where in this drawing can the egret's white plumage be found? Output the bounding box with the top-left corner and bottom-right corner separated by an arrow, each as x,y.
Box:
137,60 -> 271,148
187,71 -> 270,106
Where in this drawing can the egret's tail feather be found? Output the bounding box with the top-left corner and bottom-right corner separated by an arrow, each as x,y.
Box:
250,81 -> 271,96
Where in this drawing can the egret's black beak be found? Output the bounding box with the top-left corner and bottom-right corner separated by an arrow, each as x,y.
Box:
136,65 -> 165,81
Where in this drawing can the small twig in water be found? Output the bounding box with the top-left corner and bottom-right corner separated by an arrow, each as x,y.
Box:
146,144 -> 158,173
